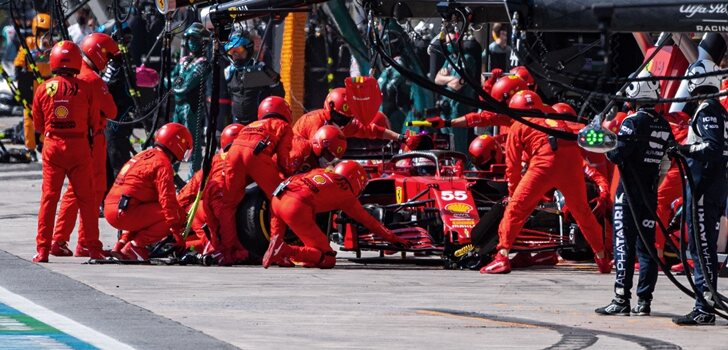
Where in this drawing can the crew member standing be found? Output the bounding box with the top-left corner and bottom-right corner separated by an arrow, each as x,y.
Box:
480,91 -> 610,275
32,41 -> 102,262
673,60 -> 728,326
596,69 -> 673,316
51,33 -> 119,257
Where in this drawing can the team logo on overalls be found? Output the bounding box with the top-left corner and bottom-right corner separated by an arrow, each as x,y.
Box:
54,105 -> 69,118
312,175 -> 327,185
46,81 -> 58,97
545,119 -> 558,127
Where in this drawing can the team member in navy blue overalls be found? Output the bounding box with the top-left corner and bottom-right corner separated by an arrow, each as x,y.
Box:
596,69 -> 673,316
672,59 -> 728,326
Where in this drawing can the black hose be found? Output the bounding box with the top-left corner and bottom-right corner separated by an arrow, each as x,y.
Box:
674,155 -> 728,317
617,165 -> 699,299
368,17 -> 579,141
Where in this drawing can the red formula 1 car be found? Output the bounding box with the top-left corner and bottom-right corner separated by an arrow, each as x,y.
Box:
235,136 -> 605,268
331,144 -> 604,269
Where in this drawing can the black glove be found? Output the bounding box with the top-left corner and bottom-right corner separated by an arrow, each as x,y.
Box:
666,142 -> 688,158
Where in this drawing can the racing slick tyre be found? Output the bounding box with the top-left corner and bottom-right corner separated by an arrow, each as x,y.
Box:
236,184 -> 272,261
557,223 -> 594,261
459,201 -> 504,269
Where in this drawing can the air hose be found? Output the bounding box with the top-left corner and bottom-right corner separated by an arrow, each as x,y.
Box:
366,16 -> 579,141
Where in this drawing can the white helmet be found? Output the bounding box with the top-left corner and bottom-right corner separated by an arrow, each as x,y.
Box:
624,69 -> 660,100
686,59 -> 721,95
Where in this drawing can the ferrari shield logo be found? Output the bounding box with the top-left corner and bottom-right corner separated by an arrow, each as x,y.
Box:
45,81 -> 58,97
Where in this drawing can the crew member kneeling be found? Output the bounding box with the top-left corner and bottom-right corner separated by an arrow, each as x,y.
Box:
263,161 -> 411,269
104,123 -> 193,261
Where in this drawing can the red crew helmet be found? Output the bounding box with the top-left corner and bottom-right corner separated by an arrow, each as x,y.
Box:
155,122 -> 193,162
490,75 -> 529,103
334,160 -> 369,196
220,123 -> 244,150
552,102 -> 577,116
510,66 -> 535,87
508,90 -> 543,111
468,135 -> 504,170
258,96 -> 292,123
324,88 -> 354,118
80,33 -> 120,71
311,125 -> 347,160
50,41 -> 82,74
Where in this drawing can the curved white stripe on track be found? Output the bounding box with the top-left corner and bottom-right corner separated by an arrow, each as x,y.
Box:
0,286 -> 134,350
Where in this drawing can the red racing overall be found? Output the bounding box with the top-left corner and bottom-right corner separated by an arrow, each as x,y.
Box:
206,118 -> 294,260
293,109 -> 386,140
33,74 -> 101,254
104,148 -> 185,247
270,169 -> 404,267
53,63 -> 118,250
498,118 -> 605,254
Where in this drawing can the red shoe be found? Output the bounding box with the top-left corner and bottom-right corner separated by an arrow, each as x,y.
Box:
510,252 -> 533,268
32,248 -> 49,263
480,253 -> 511,274
120,241 -> 149,261
88,249 -> 108,260
262,234 -> 292,269
594,255 -> 612,274
532,251 -> 559,266
50,241 -> 73,257
110,241 -> 126,260
74,245 -> 89,257
671,259 -> 694,273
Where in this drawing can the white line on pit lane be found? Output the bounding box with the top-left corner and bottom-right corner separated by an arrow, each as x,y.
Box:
0,286 -> 134,350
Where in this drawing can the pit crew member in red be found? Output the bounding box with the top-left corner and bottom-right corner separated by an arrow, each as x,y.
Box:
425,87 -> 534,131
32,41 -> 102,263
52,33 -> 120,257
293,88 -> 407,142
290,125 -> 348,173
480,117 -> 610,274
263,161 -> 411,269
179,123 -> 244,255
207,97 -> 294,265
104,123 -> 192,261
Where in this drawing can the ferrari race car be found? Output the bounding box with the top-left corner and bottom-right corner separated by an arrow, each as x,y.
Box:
331,145 -> 603,269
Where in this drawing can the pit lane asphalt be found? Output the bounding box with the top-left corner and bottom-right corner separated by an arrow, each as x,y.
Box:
1,155 -> 728,349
